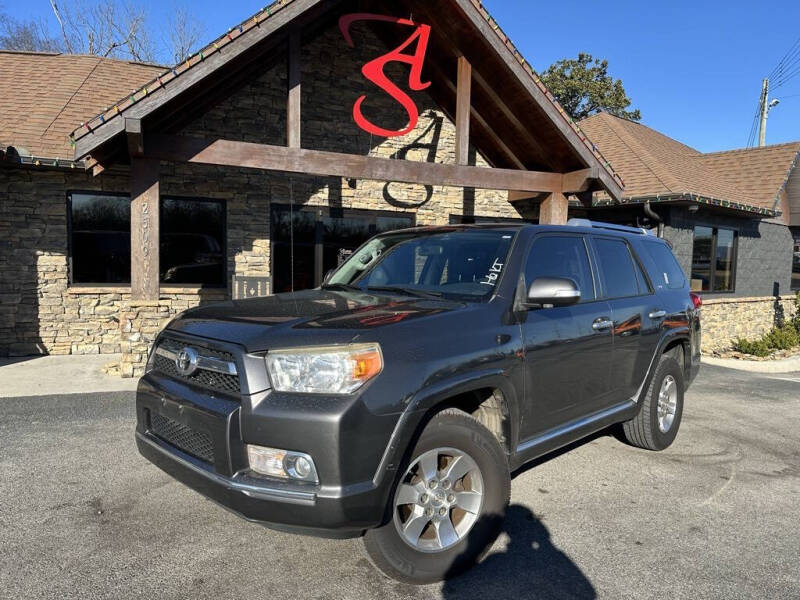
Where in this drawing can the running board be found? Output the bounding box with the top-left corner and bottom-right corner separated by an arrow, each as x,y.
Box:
512,400 -> 636,469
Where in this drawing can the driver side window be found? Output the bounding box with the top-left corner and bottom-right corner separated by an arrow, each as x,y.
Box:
525,236 -> 596,303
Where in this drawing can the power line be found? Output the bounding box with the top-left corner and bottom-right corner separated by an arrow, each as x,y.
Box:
767,35 -> 800,80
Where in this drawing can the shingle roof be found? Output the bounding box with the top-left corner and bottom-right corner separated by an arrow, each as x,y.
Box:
0,51 -> 163,160
579,112 -> 799,216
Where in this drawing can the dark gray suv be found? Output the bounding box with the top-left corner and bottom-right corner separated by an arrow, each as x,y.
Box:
136,220 -> 701,584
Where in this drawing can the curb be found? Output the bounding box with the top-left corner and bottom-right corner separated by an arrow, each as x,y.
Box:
701,355 -> 800,374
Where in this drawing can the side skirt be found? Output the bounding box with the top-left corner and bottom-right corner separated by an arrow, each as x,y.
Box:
510,400 -> 637,471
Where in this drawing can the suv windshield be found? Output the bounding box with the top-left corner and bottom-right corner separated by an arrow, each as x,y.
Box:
326,229 -> 517,301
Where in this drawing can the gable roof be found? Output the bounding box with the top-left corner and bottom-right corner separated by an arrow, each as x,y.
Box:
67,0 -> 624,199
580,112 -> 799,216
0,51 -> 164,161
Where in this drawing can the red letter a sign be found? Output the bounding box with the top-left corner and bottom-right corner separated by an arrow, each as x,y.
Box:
339,14 -> 432,138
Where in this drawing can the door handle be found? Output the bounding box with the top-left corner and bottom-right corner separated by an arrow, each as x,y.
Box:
592,317 -> 614,331
649,310 -> 667,320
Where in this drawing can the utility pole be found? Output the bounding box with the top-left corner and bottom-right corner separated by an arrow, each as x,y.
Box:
758,78 -> 769,147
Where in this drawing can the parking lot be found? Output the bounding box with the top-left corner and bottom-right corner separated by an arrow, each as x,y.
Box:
1,364 -> 798,599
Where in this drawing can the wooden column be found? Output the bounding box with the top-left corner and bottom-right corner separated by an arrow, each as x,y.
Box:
130,157 -> 160,301
455,56 -> 472,166
539,191 -> 569,225
287,31 -> 302,148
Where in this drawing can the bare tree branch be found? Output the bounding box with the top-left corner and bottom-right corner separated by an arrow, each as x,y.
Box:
48,0 -> 73,53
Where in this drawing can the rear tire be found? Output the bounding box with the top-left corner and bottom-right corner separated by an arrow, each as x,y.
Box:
363,408 -> 510,584
622,355 -> 684,450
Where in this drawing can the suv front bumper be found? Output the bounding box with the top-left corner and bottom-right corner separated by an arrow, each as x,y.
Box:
135,373 -> 399,538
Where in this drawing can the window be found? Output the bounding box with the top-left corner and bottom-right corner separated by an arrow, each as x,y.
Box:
160,197 -> 226,286
68,192 -> 226,287
271,205 -> 414,293
68,192 -> 131,284
691,226 -> 737,292
328,229 -> 516,300
642,241 -> 686,290
525,236 -> 595,302
593,238 -> 641,299
792,228 -> 800,291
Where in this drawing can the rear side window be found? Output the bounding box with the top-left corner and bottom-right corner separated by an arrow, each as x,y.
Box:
525,236 -> 595,302
643,242 -> 686,290
594,238 -> 640,299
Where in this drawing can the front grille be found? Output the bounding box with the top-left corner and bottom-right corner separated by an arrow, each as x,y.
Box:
149,412 -> 215,464
152,337 -> 241,394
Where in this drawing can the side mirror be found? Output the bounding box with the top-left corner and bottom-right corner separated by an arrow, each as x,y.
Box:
525,277 -> 581,308
322,269 -> 335,285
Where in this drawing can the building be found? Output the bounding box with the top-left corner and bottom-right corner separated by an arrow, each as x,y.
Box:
577,113 -> 800,351
1,0 -> 625,374
0,0 -> 797,373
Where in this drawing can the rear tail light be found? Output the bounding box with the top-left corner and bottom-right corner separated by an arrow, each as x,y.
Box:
690,293 -> 702,309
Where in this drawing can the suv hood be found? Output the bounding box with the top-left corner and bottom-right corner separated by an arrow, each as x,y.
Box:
166,288 -> 464,352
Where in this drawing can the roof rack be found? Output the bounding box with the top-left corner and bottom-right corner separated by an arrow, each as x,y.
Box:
566,219 -> 654,236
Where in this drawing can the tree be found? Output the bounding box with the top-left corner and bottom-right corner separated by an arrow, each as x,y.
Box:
0,1 -> 203,65
540,53 -> 641,122
0,8 -> 63,52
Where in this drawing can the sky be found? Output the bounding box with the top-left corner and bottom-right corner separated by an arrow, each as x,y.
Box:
7,0 -> 800,153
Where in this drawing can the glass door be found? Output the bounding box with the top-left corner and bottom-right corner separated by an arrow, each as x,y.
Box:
271,205 -> 414,293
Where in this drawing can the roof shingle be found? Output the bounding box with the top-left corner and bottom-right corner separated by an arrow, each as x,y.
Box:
579,112 -> 800,215
0,51 -> 163,160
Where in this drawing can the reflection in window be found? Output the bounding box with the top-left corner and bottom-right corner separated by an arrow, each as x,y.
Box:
691,226 -> 736,292
69,193 -> 131,284
270,205 -> 414,293
792,228 -> 800,291
160,198 -> 226,286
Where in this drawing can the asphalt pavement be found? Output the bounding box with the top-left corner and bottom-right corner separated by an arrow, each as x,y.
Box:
1,365 -> 798,599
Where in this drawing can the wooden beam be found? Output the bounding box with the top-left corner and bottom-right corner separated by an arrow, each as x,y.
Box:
73,0 -> 328,160
447,0 -> 624,201
287,30 -> 302,148
561,167 -> 598,194
455,56 -> 472,166
130,157 -> 160,301
539,191 -> 569,225
145,134 -> 564,193
125,118 -> 143,157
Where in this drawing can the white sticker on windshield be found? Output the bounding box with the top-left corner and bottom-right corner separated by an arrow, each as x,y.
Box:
480,258 -> 504,286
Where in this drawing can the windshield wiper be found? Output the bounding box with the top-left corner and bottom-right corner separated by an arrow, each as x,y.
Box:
321,283 -> 362,292
364,286 -> 444,299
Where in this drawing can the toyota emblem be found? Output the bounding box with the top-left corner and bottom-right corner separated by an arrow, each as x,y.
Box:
175,347 -> 198,376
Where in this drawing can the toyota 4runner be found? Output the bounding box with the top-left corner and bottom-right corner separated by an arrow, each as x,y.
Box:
136,219 -> 701,584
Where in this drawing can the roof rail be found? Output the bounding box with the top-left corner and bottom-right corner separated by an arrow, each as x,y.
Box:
566,218 -> 654,236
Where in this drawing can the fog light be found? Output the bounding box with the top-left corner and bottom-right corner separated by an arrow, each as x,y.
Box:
246,445 -> 318,483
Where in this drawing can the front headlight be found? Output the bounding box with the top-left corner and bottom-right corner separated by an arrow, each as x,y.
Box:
265,343 -> 383,394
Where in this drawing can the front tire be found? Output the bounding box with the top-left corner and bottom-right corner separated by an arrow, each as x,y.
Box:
363,408 -> 510,584
622,355 -> 684,450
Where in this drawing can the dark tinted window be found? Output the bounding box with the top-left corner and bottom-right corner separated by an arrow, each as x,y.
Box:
691,226 -> 736,292
69,193 -> 131,284
525,236 -> 595,302
643,241 -> 686,290
161,198 -> 226,286
594,238 -> 639,299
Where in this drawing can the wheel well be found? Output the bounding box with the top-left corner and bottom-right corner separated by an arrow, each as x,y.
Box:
440,388 -> 510,453
663,339 -> 687,373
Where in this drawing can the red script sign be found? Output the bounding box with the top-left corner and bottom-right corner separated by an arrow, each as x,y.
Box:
339,13 -> 432,138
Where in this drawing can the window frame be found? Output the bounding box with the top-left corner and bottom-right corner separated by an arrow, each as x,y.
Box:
791,227 -> 800,292
269,203 -> 416,290
67,191 -> 229,288
589,235 -> 655,301
159,195 -> 228,288
67,190 -> 132,287
691,225 -> 738,294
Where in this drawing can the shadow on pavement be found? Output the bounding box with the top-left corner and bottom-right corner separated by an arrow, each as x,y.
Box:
441,505 -> 595,600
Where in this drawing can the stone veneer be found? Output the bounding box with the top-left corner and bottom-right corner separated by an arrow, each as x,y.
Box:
700,294 -> 799,352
